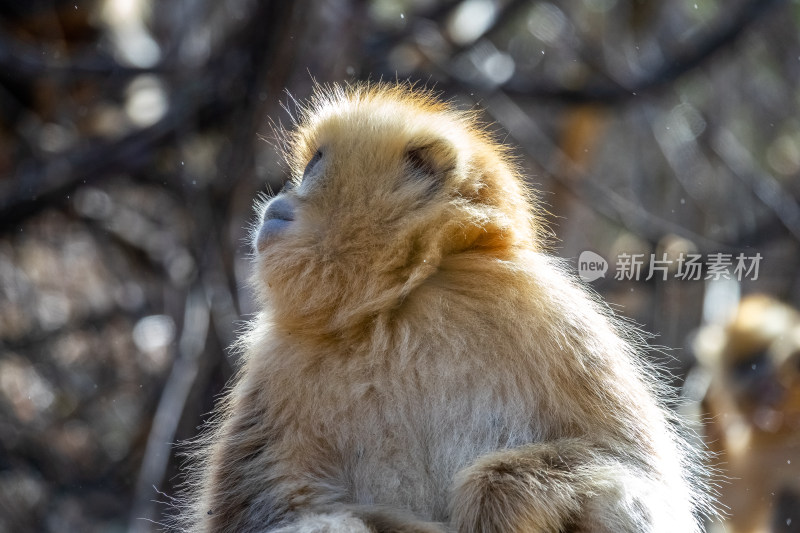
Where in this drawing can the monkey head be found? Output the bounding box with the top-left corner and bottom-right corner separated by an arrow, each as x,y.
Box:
252,84 -> 540,335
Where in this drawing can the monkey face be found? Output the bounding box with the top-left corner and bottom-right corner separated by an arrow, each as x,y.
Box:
258,111 -> 460,248
251,84 -> 538,331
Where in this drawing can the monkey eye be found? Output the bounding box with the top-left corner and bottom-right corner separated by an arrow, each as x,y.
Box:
278,180 -> 295,194
406,147 -> 435,177
303,149 -> 323,179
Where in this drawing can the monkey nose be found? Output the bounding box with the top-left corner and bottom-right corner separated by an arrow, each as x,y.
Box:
257,196 -> 295,251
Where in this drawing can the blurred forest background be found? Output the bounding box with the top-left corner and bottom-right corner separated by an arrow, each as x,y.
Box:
1,0 -> 800,531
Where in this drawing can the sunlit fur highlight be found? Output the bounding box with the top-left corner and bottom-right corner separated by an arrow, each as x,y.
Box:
174,82 -> 714,532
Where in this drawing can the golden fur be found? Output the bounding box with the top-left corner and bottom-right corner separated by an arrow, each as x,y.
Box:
176,82 -> 712,532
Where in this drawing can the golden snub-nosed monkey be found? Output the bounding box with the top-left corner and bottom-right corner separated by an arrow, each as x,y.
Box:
176,83 -> 714,533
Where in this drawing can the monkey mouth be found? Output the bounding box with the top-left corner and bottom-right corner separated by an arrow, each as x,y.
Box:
257,196 -> 295,251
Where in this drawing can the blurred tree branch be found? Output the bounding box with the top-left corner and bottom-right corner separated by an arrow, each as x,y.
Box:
388,0 -> 788,105
484,90 -> 733,251
0,0 -> 298,229
0,23 -> 166,77
501,0 -> 788,103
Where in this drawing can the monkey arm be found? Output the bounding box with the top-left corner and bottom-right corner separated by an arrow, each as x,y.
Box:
202,439 -> 450,533
450,437 -> 683,533
196,408 -> 288,532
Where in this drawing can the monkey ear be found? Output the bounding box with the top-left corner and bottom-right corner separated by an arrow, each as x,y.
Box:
405,138 -> 458,179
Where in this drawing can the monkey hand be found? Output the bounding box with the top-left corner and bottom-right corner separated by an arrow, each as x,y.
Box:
450,438 -> 663,533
